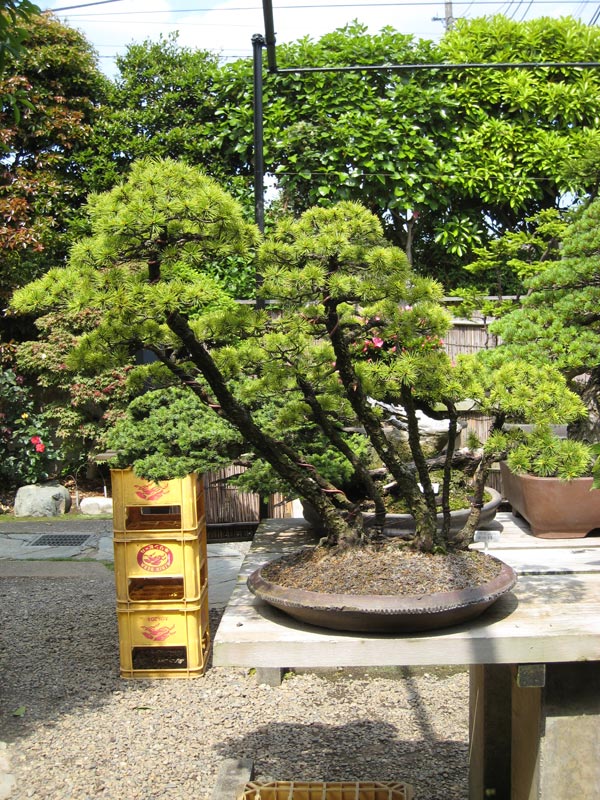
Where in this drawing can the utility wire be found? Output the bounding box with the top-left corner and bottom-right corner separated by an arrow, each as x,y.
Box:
520,0 -> 534,19
48,0 -> 598,13
50,0 -> 121,10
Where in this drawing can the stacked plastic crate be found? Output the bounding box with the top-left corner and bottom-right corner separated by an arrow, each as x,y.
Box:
111,469 -> 209,678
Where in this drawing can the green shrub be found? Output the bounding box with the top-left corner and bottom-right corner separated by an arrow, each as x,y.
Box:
507,425 -> 594,481
0,368 -> 62,486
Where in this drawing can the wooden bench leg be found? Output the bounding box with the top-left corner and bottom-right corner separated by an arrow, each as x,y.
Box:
512,662 -> 600,800
469,664 -> 513,799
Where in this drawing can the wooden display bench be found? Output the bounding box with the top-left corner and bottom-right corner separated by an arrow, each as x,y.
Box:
214,515 -> 600,800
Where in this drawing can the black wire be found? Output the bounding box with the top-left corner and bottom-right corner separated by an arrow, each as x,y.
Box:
50,0 -> 122,10
277,60 -> 600,73
520,0 -> 534,19
48,0 -> 599,14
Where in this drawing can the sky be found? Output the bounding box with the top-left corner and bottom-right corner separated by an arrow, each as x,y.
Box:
43,0 -> 599,78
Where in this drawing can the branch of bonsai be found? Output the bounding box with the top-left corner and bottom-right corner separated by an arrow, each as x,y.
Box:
297,374 -> 387,523
165,309 -> 363,547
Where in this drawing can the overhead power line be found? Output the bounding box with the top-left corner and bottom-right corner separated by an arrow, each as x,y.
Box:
276,60 -> 600,73
48,0 -> 598,13
50,0 -> 121,10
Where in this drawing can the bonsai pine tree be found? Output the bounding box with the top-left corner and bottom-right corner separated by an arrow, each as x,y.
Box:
485,196 -> 600,443
10,158 -> 583,550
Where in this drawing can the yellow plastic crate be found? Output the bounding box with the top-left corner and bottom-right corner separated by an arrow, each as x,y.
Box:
113,533 -> 208,603
119,630 -> 210,679
117,593 -> 210,679
111,469 -> 205,533
239,783 -> 413,800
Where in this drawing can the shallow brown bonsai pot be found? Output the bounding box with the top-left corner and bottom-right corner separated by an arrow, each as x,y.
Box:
301,487 -> 502,537
367,487 -> 502,537
500,461 -> 600,539
247,552 -> 517,633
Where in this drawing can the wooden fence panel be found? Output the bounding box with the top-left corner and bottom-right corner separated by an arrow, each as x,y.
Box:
444,319 -> 499,359
443,318 -> 504,493
203,466 -> 293,530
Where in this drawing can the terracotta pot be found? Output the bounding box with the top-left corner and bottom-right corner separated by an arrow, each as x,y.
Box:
301,487 -> 502,536
247,553 -> 517,633
500,461 -> 600,539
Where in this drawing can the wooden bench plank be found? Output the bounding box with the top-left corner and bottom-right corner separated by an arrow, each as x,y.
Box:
214,515 -> 600,669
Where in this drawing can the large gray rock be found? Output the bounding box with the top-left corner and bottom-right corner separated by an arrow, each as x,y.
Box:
14,483 -> 72,517
79,496 -> 113,516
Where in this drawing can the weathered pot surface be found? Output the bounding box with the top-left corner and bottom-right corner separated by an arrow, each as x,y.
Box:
301,487 -> 502,537
247,552 -> 517,633
500,462 -> 600,539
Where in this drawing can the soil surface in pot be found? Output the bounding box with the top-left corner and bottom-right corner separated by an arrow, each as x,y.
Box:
260,543 -> 503,596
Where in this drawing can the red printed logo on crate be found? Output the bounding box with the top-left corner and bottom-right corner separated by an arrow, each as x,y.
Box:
133,481 -> 169,501
137,543 -> 174,572
141,617 -> 176,642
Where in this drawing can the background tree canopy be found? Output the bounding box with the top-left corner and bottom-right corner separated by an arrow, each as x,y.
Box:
86,16 -> 600,290
5,13 -> 600,481
5,13 -> 600,299
0,0 -> 39,71
86,34 -> 228,193
0,12 -> 107,310
256,16 -> 600,286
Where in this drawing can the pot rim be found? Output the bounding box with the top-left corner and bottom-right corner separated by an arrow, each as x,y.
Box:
248,551 -> 517,616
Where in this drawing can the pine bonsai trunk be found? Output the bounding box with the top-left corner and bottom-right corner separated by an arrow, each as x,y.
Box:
322,283 -> 438,550
569,366 -> 600,442
440,405 -> 459,544
451,451 -> 495,549
400,385 -> 446,551
452,414 -> 506,549
297,376 -> 387,525
165,310 -> 362,548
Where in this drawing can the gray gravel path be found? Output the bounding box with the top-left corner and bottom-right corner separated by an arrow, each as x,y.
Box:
0,567 -> 469,800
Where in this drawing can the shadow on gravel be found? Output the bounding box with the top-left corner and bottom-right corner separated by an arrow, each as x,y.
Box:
0,572 -> 228,744
1,574 -> 467,799
213,719 -> 468,800
0,572 -> 121,743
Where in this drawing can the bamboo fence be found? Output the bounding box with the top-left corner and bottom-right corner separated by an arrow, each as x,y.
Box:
204,466 -> 293,540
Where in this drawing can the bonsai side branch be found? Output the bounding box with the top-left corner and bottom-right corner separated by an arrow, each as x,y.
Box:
165,309 -> 363,547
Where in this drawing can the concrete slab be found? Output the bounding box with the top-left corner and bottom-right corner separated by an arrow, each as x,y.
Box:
0,530 -> 108,561
211,758 -> 254,800
0,517 -> 111,535
207,542 -> 251,609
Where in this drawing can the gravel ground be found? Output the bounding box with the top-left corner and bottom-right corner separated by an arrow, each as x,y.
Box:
0,568 -> 469,800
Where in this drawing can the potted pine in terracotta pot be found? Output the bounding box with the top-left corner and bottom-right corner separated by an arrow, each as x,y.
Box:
498,425 -> 600,538
471,197 -> 600,539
